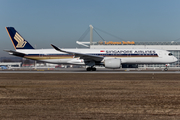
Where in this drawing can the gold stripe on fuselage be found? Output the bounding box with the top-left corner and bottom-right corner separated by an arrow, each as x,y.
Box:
24,55 -> 158,60
25,56 -> 73,60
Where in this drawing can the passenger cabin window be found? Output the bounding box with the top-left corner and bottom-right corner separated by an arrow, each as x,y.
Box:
168,53 -> 173,56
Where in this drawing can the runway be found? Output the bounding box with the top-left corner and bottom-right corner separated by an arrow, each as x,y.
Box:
0,68 -> 180,73
0,73 -> 180,119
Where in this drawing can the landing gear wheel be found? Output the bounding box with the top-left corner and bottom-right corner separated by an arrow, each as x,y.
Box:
92,67 -> 96,71
164,68 -> 168,71
86,67 -> 97,71
86,67 -> 91,71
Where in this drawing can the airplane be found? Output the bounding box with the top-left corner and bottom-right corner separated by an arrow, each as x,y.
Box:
4,27 -> 178,71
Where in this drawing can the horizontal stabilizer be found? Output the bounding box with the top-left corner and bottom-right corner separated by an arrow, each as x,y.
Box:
4,50 -> 26,57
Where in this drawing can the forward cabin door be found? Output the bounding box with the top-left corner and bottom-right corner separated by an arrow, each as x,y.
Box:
39,50 -> 44,58
152,50 -> 162,63
158,51 -> 163,58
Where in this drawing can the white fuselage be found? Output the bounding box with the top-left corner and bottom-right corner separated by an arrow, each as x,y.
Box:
16,48 -> 177,65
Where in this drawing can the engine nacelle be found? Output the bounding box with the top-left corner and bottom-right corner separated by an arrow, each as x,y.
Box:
104,59 -> 121,69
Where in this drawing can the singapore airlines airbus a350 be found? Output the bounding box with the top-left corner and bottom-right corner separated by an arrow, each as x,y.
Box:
4,27 -> 177,71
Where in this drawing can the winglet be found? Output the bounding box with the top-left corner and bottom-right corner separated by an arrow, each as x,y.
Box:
51,44 -> 61,51
51,44 -> 73,54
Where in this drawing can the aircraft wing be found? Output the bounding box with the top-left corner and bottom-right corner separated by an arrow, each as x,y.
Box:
51,44 -> 104,61
4,50 -> 26,57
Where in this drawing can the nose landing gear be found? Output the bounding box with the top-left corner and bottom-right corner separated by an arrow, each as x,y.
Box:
164,64 -> 169,71
164,68 -> 168,71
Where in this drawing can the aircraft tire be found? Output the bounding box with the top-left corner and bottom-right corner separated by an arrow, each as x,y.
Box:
164,68 -> 168,71
92,67 -> 96,71
86,67 -> 91,71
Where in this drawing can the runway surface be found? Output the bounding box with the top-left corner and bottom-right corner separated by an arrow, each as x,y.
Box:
0,68 -> 180,73
0,73 -> 180,119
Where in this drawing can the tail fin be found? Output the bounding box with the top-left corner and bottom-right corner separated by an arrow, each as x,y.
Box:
5,27 -> 34,49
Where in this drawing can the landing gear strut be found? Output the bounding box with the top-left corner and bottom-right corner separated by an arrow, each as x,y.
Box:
86,67 -> 96,71
164,64 -> 169,71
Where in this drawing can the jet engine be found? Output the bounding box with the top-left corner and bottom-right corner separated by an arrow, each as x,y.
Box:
104,58 -> 121,69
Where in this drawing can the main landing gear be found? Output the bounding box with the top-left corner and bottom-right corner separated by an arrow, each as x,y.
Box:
86,67 -> 96,71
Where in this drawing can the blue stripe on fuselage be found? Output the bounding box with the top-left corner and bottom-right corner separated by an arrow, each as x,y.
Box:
25,53 -> 158,56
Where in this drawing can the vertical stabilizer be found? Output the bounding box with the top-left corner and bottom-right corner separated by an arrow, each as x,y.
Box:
5,27 -> 34,49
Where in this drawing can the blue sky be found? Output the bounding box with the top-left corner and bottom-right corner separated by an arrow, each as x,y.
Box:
1,0 -> 180,57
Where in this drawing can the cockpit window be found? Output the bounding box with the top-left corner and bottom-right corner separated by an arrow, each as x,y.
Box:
168,53 -> 173,56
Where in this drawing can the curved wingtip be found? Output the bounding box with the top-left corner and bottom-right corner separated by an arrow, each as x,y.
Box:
51,44 -> 60,51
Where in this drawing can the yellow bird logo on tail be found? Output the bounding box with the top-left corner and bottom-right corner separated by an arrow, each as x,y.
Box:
14,32 -> 27,48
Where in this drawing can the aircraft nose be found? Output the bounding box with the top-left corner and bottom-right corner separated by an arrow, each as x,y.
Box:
174,57 -> 178,62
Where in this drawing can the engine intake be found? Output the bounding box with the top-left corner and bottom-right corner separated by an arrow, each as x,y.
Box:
104,59 -> 121,69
